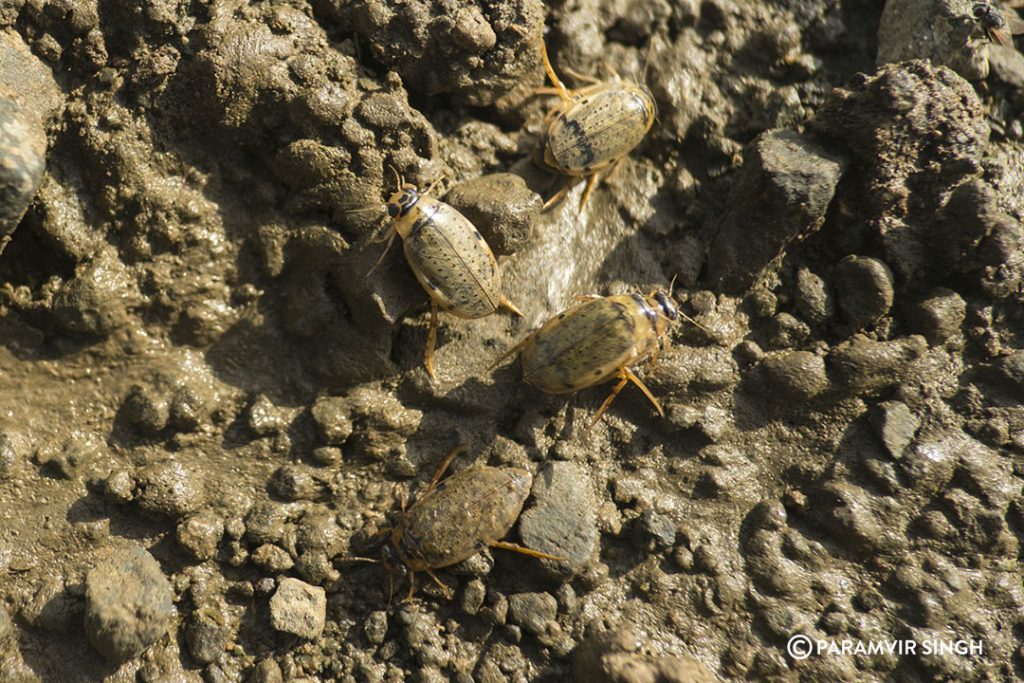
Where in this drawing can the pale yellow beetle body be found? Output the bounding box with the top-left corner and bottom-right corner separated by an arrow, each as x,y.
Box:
537,43 -> 657,210
381,182 -> 522,378
495,292 -> 678,424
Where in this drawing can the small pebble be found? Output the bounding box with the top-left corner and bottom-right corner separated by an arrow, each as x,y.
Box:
507,592 -> 557,637
310,396 -> 353,446
185,606 -> 230,665
444,173 -> 541,256
907,288 -> 966,344
834,255 -> 895,329
269,578 -> 326,640
177,511 -> 225,561
759,351 -> 829,401
870,400 -> 919,459
85,546 -> 174,663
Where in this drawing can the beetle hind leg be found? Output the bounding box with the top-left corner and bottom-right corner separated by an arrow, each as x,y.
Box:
540,40 -> 571,101
499,295 -> 524,317
543,177 -> 577,211
488,332 -> 535,371
491,540 -> 567,562
591,366 -> 664,425
424,568 -> 453,599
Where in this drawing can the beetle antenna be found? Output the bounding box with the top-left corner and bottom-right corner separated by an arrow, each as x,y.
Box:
641,36 -> 656,85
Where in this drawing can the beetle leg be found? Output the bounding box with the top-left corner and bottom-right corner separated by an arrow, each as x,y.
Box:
424,301 -> 439,380
540,40 -> 571,101
577,173 -> 600,211
489,332 -> 535,371
426,445 -> 465,493
424,568 -> 453,599
490,540 -> 567,562
368,227 -> 397,275
543,178 -> 576,211
499,295 -> 524,317
591,371 -> 630,425
624,366 -> 664,418
404,571 -> 416,603
563,65 -> 603,86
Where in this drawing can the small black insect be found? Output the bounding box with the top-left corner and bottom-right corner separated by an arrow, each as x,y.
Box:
973,1 -> 1024,47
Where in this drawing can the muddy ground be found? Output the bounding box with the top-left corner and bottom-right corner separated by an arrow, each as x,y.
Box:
1,0 -> 1023,681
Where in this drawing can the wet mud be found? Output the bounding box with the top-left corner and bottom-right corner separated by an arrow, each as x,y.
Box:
1,0 -> 1023,681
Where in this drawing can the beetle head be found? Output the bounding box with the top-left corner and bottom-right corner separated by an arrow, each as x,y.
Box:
386,184 -> 420,219
654,291 -> 678,321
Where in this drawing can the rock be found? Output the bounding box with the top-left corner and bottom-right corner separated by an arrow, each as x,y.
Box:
185,606 -> 230,665
572,625 -> 717,683
310,396 -> 353,446
444,173 -> 541,256
251,544 -> 294,573
0,30 -> 59,240
244,502 -> 289,546
268,578 -> 325,640
135,459 -> 205,518
877,0 -> 986,81
827,335 -> 927,396
907,288 -> 966,344
364,610 -> 388,645
759,351 -> 829,401
507,592 -> 557,637
638,510 -> 677,550
706,129 -> 845,293
328,0 -> 544,104
993,351 -> 1024,399
176,511 -> 224,561
871,401 -> 920,459
761,312 -> 810,350
812,61 -> 987,282
246,394 -> 287,437
268,463 -> 330,501
50,248 -> 136,336
310,446 -> 341,467
85,546 -> 175,663
834,256 -> 895,329
0,430 -> 17,477
518,461 -> 599,574
247,658 -> 284,683
794,267 -> 834,324
121,384 -> 170,435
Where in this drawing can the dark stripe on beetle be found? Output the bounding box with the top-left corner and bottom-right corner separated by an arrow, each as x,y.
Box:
563,118 -> 596,166
632,293 -> 659,334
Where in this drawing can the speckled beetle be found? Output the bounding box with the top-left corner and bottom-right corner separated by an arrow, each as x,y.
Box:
493,290 -> 678,424
536,41 -> 657,210
382,447 -> 563,601
373,173 -> 523,379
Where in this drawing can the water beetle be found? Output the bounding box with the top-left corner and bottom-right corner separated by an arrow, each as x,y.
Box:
374,173 -> 523,379
536,41 -> 657,210
493,290 -> 679,425
382,447 -> 563,601
972,1 -> 1024,46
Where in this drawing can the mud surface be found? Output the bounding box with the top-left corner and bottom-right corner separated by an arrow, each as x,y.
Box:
1,0 -> 1023,681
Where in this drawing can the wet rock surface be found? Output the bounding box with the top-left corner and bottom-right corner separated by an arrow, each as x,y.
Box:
0,0 -> 1022,681
84,547 -> 175,663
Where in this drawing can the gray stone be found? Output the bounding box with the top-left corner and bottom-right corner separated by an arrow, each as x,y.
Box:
706,129 -> 845,294
834,255 -> 895,329
0,30 -> 59,240
507,592 -> 557,637
518,461 -> 599,574
135,459 -> 204,518
176,511 -> 224,561
310,396 -> 353,446
85,546 -> 175,663
185,606 -> 230,665
246,394 -> 287,437
794,267 -> 834,324
994,351 -> 1024,398
759,351 -> 829,401
871,400 -> 920,459
827,335 -> 928,396
268,577 -> 325,639
444,173 -> 541,256
877,0 -> 986,81
908,288 -> 966,344
572,625 -> 718,683
364,610 -> 388,645
50,248 -> 136,336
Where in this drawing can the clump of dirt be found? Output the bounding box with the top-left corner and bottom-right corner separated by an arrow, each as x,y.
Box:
1,0 -> 1023,681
